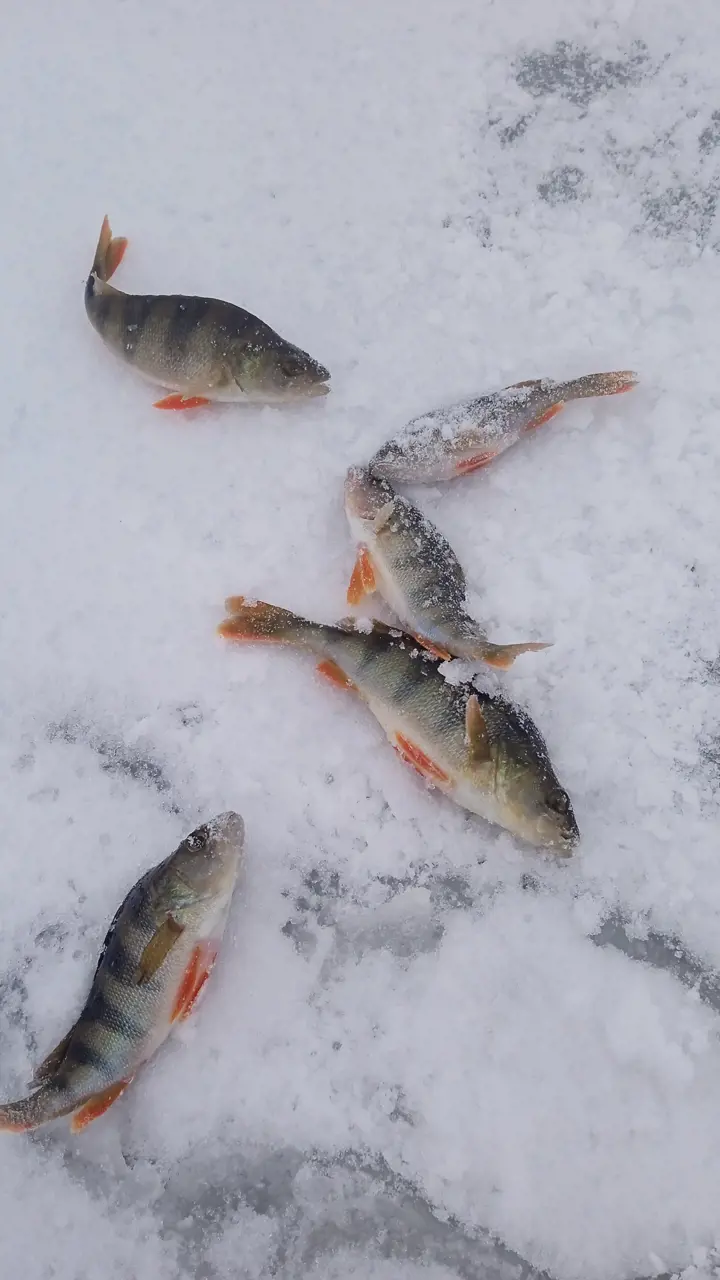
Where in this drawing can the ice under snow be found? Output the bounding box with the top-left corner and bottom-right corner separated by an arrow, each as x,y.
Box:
2,0 -> 720,1276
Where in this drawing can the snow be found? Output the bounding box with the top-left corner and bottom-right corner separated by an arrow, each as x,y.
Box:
2,0 -> 720,1275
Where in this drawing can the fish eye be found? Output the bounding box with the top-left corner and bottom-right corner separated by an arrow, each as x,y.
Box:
546,788 -> 571,815
185,830 -> 209,852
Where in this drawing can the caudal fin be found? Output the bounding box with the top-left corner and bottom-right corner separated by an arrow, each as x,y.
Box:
558,370 -> 638,401
90,215 -> 128,284
0,1084 -> 76,1134
218,597 -> 318,647
474,640 -> 551,670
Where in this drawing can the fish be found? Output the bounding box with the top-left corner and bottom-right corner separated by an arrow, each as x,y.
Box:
219,600 -> 578,852
344,465 -> 550,667
85,217 -> 330,408
368,370 -> 638,482
0,812 -> 245,1133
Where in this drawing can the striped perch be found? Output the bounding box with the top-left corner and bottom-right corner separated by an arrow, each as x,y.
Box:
218,599 -> 578,853
344,465 -> 550,668
0,812 -> 244,1133
85,217 -> 330,409
369,370 -> 638,482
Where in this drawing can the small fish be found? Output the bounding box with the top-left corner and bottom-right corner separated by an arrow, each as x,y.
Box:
85,217 -> 330,408
344,466 -> 550,667
0,812 -> 244,1133
219,601 -> 577,852
369,370 -> 638,482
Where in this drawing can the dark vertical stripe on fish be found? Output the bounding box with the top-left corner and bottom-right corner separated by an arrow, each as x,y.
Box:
121,295 -> 156,361
164,296 -> 214,361
101,933 -> 137,984
89,293 -> 115,335
62,1038 -> 109,1074
82,986 -> 144,1043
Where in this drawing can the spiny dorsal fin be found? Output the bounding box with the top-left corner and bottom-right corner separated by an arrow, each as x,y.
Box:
465,694 -> 491,762
134,916 -> 184,985
32,1030 -> 74,1085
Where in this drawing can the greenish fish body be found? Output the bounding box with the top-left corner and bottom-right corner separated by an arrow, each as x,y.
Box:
369,370 -> 638,482
85,217 -> 330,405
220,601 -> 577,852
0,812 -> 244,1133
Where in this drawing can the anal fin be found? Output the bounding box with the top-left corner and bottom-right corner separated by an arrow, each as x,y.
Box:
70,1079 -> 133,1133
394,734 -> 451,786
317,659 -> 358,691
455,452 -> 497,475
525,402 -> 564,431
410,633 -> 453,661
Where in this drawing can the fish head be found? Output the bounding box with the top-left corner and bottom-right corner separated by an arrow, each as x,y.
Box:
344,466 -> 397,530
230,337 -> 330,401
475,703 -> 579,854
170,811 -> 245,902
494,753 -> 579,853
368,420 -> 460,483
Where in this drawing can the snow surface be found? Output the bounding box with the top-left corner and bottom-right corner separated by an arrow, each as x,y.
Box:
2,0 -> 720,1276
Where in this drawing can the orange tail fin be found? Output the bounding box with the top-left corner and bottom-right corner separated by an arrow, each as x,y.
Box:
218,598 -> 316,646
91,215 -> 128,283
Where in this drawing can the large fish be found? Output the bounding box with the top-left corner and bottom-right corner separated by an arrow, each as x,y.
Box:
369,370 -> 638,482
0,812 -> 244,1134
344,466 -> 549,667
219,601 -> 578,852
85,217 -> 330,409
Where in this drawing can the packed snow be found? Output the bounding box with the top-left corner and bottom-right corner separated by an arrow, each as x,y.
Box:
2,0 -> 720,1276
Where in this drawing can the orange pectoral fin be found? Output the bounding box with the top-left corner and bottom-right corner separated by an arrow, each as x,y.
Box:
346,547 -> 377,605
154,393 -> 212,410
171,942 -> 219,1023
70,1079 -> 133,1133
394,734 -> 451,786
316,659 -> 358,692
525,402 -> 565,431
455,452 -> 498,476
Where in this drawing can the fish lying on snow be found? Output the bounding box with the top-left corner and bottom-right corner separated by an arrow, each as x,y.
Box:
369,370 -> 638,482
85,217 -> 330,409
219,601 -> 577,852
344,465 -> 550,667
0,813 -> 244,1133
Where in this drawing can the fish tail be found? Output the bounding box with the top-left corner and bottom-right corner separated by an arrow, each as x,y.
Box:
0,1084 -> 75,1133
557,370 -> 638,401
472,640 -> 552,670
218,597 -> 322,649
88,215 -> 128,291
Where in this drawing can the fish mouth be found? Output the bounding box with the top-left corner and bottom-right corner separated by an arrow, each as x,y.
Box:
344,465 -> 388,519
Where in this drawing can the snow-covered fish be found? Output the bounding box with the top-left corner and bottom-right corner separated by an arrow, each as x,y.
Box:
344,466 -> 550,667
219,600 -> 578,852
85,217 -> 330,409
369,370 -> 638,482
0,812 -> 245,1134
